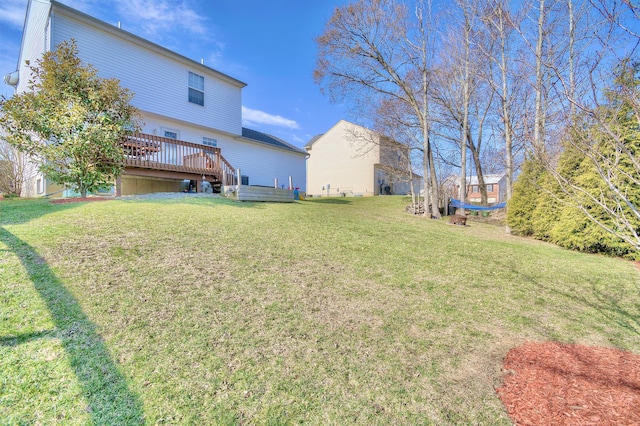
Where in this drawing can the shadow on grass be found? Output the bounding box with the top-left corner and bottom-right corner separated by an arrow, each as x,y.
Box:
0,227 -> 145,424
0,198 -> 81,226
513,259 -> 640,339
123,195 -> 265,209
0,330 -> 53,347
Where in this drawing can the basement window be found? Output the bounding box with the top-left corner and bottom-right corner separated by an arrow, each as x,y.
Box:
188,72 -> 204,106
203,137 -> 217,147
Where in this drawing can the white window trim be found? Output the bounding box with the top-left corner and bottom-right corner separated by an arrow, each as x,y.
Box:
188,71 -> 204,106
162,128 -> 180,140
202,136 -> 217,147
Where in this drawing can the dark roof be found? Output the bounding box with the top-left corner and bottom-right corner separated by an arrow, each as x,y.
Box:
304,134 -> 323,149
241,128 -> 306,155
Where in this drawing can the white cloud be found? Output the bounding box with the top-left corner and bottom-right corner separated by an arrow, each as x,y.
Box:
242,106 -> 300,129
0,0 -> 28,28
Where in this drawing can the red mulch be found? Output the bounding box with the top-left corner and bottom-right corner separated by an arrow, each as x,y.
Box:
49,197 -> 112,204
496,341 -> 640,425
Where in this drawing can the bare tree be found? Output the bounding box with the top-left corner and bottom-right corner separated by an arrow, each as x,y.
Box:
459,0 -> 473,209
0,137 -> 38,196
430,0 -> 496,206
315,0 -> 442,218
538,1 -> 640,251
374,96 -> 426,211
543,60 -> 640,250
481,0 -> 519,201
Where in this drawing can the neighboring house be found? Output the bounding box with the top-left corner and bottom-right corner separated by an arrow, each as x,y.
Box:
304,120 -> 421,197
5,0 -> 306,197
443,173 -> 507,204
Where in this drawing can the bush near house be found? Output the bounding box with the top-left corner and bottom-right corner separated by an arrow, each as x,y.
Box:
0,40 -> 140,198
507,156 -> 639,260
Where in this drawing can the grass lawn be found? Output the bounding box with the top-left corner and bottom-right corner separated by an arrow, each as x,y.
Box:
1,195 -> 638,425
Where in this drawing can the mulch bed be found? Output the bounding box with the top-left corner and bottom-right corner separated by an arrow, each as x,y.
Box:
49,197 -> 112,204
497,341 -> 640,425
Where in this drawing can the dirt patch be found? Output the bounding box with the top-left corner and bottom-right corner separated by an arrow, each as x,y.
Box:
497,341 -> 640,425
466,208 -> 506,227
50,197 -> 113,204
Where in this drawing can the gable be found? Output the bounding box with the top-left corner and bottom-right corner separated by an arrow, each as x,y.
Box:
34,0 -> 246,135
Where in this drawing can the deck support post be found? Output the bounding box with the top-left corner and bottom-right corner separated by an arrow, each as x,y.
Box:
115,176 -> 122,196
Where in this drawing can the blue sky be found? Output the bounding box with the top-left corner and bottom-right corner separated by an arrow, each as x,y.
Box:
0,0 -> 350,147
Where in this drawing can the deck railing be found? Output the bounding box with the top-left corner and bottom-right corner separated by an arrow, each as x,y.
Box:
121,133 -> 236,185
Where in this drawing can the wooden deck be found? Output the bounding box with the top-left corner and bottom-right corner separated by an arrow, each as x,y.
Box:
119,133 -> 236,189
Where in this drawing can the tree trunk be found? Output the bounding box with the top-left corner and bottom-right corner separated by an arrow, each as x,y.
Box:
458,0 -> 472,215
533,0 -> 546,156
469,140 -> 487,204
428,139 -> 441,218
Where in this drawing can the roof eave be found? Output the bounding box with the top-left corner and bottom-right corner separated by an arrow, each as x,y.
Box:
49,0 -> 247,88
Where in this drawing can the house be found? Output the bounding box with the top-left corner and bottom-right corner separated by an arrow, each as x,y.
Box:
5,0 -> 306,197
304,120 -> 421,197
443,173 -> 507,204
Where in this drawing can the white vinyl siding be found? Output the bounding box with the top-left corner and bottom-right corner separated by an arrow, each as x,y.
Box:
16,0 -> 52,93
17,1 -> 306,195
221,141 -> 306,190
49,10 -> 242,134
306,121 -> 379,196
138,114 -> 306,190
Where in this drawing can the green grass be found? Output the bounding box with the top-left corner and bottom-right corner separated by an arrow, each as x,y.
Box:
1,195 -> 638,425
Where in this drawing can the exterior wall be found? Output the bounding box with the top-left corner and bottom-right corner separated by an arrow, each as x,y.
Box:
121,176 -> 184,195
140,113 -> 306,191
49,8 -> 243,135
15,0 -> 51,94
224,141 -> 306,190
465,174 -> 507,203
306,120 -> 379,197
467,187 -> 501,203
379,139 -> 406,171
13,0 -> 306,197
44,180 -> 65,197
375,165 -> 421,196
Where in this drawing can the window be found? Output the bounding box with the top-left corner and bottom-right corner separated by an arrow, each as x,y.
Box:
203,137 -> 217,147
162,130 -> 178,164
241,175 -> 249,185
471,185 -> 479,193
36,178 -> 43,194
188,72 -> 204,106
486,184 -> 494,192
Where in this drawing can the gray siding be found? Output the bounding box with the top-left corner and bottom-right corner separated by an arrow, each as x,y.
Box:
50,10 -> 242,134
16,0 -> 51,93
139,113 -> 306,191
